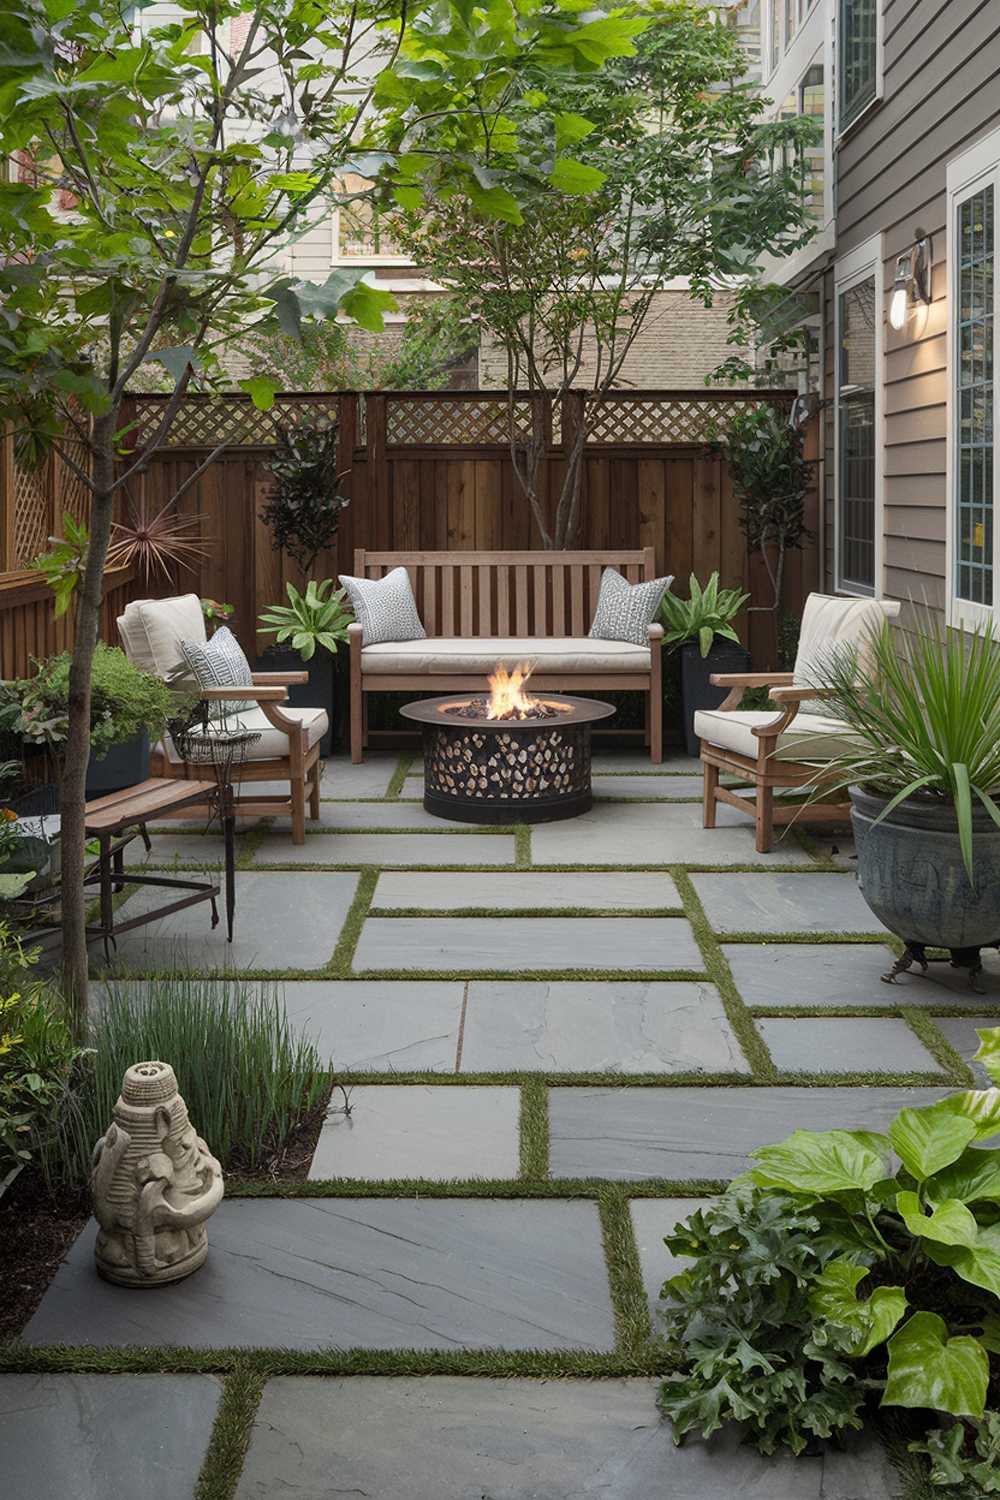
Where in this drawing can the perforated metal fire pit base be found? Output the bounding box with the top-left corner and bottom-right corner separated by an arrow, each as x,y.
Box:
400,694 -> 616,825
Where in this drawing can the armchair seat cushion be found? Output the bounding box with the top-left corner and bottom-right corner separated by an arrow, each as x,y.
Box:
361,636 -> 652,675
695,708 -> 865,762
160,705 -> 329,765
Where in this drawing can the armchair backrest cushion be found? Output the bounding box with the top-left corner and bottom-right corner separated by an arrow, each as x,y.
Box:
793,593 -> 899,708
117,594 -> 206,681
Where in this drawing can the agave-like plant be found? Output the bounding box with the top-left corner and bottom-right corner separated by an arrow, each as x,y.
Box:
816,617 -> 1000,875
106,497 -> 208,582
258,579 -> 353,661
659,571 -> 750,658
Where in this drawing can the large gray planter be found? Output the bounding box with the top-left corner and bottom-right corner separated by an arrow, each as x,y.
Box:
850,784 -> 1000,950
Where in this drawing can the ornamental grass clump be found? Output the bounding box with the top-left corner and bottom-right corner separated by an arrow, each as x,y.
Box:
43,975 -> 330,1188
659,1026 -> 1000,1489
816,618 -> 1000,876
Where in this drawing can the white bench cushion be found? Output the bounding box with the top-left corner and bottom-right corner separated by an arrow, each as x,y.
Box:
361,636 -> 651,675
694,708 -> 865,762
159,705 -> 328,764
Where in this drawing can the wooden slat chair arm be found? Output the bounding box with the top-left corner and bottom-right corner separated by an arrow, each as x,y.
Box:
252,671 -> 309,685
198,685 -> 288,702
709,671 -> 794,711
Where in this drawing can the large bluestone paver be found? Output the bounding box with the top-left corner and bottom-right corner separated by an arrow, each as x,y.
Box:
933,1016 -> 998,1085
531,803 -> 815,867
692,873 -> 886,935
251,832 -> 516,866
759,1017 -> 946,1074
104,871 -> 358,972
630,1198 -> 706,1321
722,941 -> 899,1007
235,1377 -> 899,1500
273,800 -> 459,831
28,1200 -> 615,1351
460,981 -> 750,1074
280,979 -> 464,1068
353,916 -> 703,973
125,830 -> 231,868
252,755 -> 401,800
371,870 -> 681,911
548,1085 -> 946,1179
309,1086 -> 521,1179
0,1373 -> 222,1500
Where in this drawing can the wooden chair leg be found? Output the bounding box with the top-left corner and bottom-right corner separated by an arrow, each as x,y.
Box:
309,762 -> 321,819
649,683 -> 662,764
755,780 -> 774,853
702,759 -> 719,828
350,687 -> 363,764
291,772 -> 306,844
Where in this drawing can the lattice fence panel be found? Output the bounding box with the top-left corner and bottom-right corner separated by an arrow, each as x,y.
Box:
386,396 -> 534,446
584,396 -> 784,445
129,394 -> 342,450
54,435 -> 92,530
12,459 -> 51,567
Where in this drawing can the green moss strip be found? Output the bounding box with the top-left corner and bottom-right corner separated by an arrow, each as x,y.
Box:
514,823 -> 532,868
385,754 -> 412,800
327,868 -> 379,976
519,1080 -> 549,1180
222,1177 -> 726,1200
900,1008 -> 975,1087
194,1365 -> 264,1500
597,1186 -> 651,1355
672,869 -> 775,1083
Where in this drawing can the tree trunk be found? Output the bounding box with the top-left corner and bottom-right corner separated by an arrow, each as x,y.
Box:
61,412 -> 117,1034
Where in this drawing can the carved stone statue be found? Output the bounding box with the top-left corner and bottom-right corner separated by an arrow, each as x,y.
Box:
91,1060 -> 224,1287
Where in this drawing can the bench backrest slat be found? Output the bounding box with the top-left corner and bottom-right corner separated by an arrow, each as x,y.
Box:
354,549 -> 655,639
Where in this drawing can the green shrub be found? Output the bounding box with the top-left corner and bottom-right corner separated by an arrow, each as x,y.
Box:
0,926 -> 81,1191
659,1026 -> 1000,1475
1,643 -> 174,757
44,975 -> 330,1187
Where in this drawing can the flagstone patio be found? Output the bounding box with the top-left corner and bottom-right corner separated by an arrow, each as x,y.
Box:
8,749 -> 996,1498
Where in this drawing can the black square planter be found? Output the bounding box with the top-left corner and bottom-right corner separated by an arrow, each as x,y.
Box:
253,648 -> 337,757
680,640 -> 752,758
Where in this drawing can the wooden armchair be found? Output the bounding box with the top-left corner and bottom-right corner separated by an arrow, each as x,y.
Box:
117,595 -> 325,843
695,594 -> 901,853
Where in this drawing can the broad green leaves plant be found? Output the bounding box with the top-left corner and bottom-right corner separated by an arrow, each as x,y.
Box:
658,572 -> 750,659
660,1033 -> 1000,1472
258,579 -> 353,661
29,514 -> 89,618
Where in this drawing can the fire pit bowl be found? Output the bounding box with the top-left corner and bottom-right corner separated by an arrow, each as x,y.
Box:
400,692 -> 616,824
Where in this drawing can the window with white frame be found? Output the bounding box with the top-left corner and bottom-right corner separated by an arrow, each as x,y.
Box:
839,0 -> 878,129
835,238 -> 882,594
948,129 -> 1000,625
332,174 -> 410,265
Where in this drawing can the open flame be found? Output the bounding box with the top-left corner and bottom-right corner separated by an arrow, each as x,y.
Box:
486,662 -> 538,720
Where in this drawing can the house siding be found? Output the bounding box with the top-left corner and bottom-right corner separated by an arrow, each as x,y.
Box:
823,0 -> 1000,625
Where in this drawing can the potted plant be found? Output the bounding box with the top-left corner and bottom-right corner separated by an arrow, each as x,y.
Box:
1,645 -> 174,797
659,572 -> 751,757
257,580 -> 354,755
817,618 -> 1000,976
658,1033 -> 1000,1488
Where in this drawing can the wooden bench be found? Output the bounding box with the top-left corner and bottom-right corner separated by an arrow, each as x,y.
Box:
348,549 -> 664,764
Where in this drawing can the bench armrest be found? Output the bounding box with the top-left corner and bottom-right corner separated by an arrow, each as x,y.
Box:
708,672 -> 794,688
647,622 -> 664,640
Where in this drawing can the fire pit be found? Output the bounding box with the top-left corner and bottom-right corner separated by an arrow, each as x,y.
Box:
400,665 -> 615,824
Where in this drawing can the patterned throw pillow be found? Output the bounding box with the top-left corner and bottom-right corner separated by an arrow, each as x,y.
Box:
338,567 -> 426,646
179,625 -> 254,718
588,568 -> 673,646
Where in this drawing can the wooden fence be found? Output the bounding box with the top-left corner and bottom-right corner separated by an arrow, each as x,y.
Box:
1,389 -> 819,675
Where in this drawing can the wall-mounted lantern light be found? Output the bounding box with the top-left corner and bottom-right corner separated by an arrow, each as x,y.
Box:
889,229 -> 933,331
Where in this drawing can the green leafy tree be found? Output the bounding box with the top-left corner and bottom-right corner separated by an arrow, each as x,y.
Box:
395,1 -> 820,548
0,0 -> 643,1023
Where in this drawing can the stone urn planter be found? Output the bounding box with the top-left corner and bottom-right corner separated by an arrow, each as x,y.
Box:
850,785 -> 1000,975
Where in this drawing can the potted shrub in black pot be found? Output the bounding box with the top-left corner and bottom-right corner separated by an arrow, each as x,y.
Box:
256,418 -> 352,749
814,618 -> 1000,990
257,580 -> 354,755
660,573 -> 751,757
1,644 -> 174,797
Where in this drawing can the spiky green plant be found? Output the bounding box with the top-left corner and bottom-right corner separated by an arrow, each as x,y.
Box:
659,572 -> 750,658
258,578 -> 353,662
816,618 -> 1000,876
41,976 -> 330,1188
